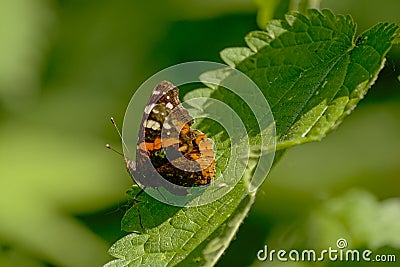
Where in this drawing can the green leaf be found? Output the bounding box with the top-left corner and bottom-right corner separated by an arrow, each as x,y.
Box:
105,9 -> 398,266
107,182 -> 250,267
221,9 -> 398,149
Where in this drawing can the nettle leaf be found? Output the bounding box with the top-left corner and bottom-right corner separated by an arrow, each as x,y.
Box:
221,9 -> 397,150
105,9 -> 398,267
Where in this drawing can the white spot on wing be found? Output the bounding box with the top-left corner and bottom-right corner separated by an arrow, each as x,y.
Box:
145,120 -> 160,130
163,122 -> 171,129
166,102 -> 173,109
152,90 -> 161,95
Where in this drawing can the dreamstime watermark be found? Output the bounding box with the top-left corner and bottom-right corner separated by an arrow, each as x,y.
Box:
257,238 -> 397,263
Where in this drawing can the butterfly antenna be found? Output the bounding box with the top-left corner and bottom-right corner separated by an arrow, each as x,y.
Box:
105,143 -> 124,157
109,117 -> 131,157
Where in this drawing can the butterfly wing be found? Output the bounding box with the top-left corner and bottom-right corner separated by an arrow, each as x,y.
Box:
129,81 -> 215,191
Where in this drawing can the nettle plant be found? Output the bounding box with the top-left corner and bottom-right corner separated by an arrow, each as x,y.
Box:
104,9 -> 398,267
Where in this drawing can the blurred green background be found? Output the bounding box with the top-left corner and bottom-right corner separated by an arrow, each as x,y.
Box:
0,0 -> 399,266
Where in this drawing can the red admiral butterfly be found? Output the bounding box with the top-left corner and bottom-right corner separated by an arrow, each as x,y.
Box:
108,81 -> 216,201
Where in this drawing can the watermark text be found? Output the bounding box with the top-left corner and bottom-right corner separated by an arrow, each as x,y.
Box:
257,238 -> 396,263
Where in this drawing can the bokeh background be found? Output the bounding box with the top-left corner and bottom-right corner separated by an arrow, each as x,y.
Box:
0,0 -> 399,266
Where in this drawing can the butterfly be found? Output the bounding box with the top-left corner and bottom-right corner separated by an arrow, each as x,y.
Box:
109,81 -> 216,200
